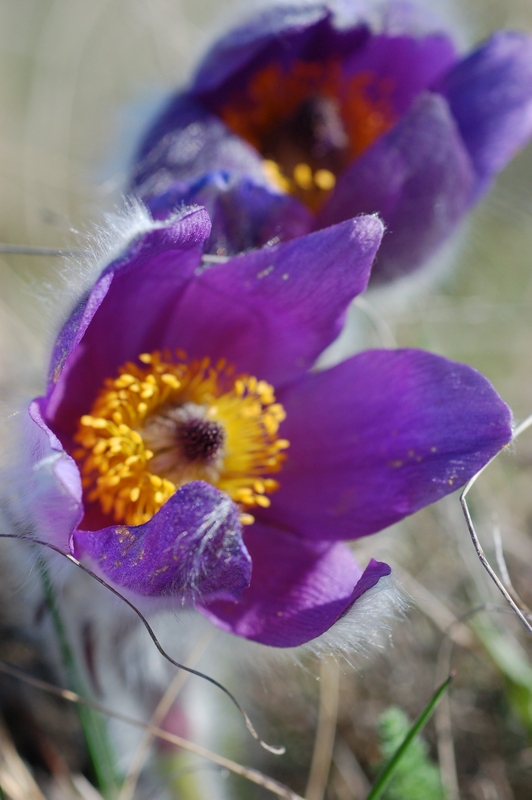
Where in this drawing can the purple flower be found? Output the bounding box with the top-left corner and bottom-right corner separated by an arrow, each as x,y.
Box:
22,205 -> 511,647
131,2 -> 532,282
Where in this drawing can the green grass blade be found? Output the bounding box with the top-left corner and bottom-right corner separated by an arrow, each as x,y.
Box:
366,674 -> 453,800
472,618 -> 532,735
38,555 -> 122,798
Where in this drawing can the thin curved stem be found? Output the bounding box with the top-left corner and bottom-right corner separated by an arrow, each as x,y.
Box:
0,660 -> 303,800
0,531 -> 284,755
460,413 -> 532,637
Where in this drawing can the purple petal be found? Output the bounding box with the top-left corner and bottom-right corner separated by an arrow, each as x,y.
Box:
263,349 -> 512,541
148,173 -> 313,254
194,5 -> 454,108
47,212 -> 381,440
162,215 -> 383,388
316,92 -> 475,283
341,32 -> 456,119
17,399 -> 83,551
436,31 -> 532,195
73,482 -> 251,603
133,8 -> 455,252
193,6 -> 370,100
131,97 -> 267,202
46,206 -> 211,435
201,522 -> 390,646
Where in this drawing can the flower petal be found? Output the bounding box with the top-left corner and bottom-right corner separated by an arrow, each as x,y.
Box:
46,206 -> 211,435
147,173 -> 313,254
263,349 -> 512,541
164,215 -> 383,387
16,399 -> 83,551
193,5 -> 370,98
341,32 -> 456,119
131,97 -> 267,202
436,31 -> 532,195
201,522 -> 390,647
48,210 -> 382,441
193,5 -> 454,107
316,92 -> 475,282
73,482 -> 251,604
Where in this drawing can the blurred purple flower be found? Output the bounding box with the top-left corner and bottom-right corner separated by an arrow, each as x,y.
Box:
23,205 -> 511,647
131,1 -> 532,283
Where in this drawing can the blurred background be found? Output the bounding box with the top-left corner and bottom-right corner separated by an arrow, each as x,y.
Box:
1,1 -> 532,798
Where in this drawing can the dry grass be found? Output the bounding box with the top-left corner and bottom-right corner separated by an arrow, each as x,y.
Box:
1,1 -> 532,798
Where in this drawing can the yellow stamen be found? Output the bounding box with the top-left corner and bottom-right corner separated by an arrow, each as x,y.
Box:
263,159 -> 292,192
293,162 -> 313,190
74,352 -> 289,526
262,158 -> 337,210
221,59 -> 395,212
314,168 -> 336,191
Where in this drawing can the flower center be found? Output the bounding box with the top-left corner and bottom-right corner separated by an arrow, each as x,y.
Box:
217,59 -> 396,211
73,351 -> 289,526
175,413 -> 226,463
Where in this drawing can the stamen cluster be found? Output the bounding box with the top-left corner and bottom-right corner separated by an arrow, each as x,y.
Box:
74,351 -> 289,526
219,60 -> 394,210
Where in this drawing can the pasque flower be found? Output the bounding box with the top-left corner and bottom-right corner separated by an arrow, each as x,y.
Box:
131,1 -> 532,282
22,205 -> 511,647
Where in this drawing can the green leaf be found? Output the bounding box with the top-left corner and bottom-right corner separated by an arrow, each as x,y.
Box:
366,675 -> 452,800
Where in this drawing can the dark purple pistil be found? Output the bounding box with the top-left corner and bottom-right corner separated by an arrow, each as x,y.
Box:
176,418 -> 226,463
